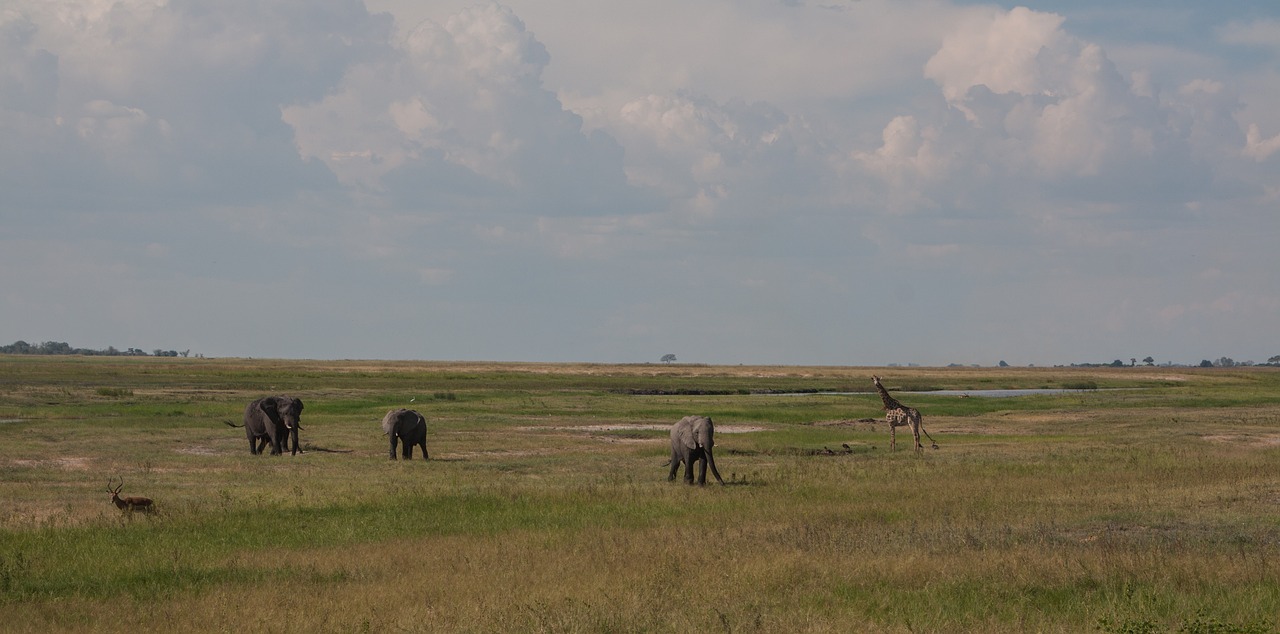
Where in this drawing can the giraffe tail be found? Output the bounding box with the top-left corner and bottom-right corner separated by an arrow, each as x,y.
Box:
920,423 -> 939,449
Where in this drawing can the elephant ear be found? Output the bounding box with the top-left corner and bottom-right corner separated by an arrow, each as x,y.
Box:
675,416 -> 699,450
380,409 -> 399,435
257,398 -> 280,423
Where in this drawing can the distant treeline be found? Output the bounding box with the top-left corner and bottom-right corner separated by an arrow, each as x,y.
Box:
1,340 -> 190,357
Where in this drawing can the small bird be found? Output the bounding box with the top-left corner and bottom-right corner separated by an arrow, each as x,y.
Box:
409,397 -> 416,402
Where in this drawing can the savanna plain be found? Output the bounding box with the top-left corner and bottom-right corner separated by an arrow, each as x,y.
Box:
1,356 -> 1278,633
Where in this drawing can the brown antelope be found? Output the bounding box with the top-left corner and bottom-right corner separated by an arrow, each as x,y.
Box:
107,478 -> 154,513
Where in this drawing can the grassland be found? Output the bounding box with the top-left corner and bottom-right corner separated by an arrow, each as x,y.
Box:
1,356 -> 1278,633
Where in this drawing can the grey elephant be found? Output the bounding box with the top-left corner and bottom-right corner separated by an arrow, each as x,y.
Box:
225,396 -> 304,455
381,408 -> 428,460
668,415 -> 724,485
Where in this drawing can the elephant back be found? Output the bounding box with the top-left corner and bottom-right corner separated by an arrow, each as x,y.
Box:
672,415 -> 711,450
381,408 -> 422,434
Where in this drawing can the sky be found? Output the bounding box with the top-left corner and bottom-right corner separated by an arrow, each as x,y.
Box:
2,1 -> 1278,366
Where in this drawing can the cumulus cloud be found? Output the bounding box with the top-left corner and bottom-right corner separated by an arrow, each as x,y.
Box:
1244,124 -> 1280,161
607,93 -> 816,204
283,3 -> 638,216
924,7 -> 1070,109
856,5 -> 1228,215
1,0 -> 389,213
0,11 -> 57,114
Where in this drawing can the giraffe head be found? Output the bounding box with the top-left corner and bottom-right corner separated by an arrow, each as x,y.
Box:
871,375 -> 882,387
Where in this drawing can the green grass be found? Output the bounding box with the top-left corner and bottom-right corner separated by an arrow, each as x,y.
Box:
1,358 -> 1279,632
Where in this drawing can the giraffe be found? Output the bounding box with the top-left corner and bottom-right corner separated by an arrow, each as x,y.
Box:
871,375 -> 938,452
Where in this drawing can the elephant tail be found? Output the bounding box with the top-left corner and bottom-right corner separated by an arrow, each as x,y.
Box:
223,420 -> 244,428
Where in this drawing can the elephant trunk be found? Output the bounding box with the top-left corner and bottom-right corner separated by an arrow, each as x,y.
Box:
705,446 -> 725,485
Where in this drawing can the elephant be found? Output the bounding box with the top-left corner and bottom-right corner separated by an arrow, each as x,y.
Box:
668,415 -> 724,485
381,408 -> 428,460
226,396 -> 304,455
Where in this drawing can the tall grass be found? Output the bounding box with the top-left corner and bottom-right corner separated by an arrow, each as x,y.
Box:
1,358 -> 1278,632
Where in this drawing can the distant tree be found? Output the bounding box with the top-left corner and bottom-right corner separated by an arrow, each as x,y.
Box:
998,360 -> 1009,367
1,340 -> 32,354
660,354 -> 677,364
1110,359 -> 1125,367
2,341 -> 197,356
1199,359 -> 1214,368
39,341 -> 73,355
1217,357 -> 1236,367
1130,358 -> 1136,367
1269,355 -> 1280,364
1143,356 -> 1155,366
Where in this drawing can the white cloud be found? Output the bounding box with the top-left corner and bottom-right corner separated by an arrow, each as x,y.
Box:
1244,124 -> 1280,161
860,6 -> 1237,215
924,7 -> 1070,108
2,0 -> 390,212
283,2 -> 635,216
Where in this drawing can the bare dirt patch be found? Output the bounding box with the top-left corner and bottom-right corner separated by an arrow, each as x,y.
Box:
176,445 -> 224,456
518,424 -> 767,434
1201,434 -> 1280,446
9,456 -> 92,471
813,419 -> 879,427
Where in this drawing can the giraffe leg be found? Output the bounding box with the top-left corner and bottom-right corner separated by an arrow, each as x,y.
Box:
889,420 -> 897,451
911,410 -> 931,451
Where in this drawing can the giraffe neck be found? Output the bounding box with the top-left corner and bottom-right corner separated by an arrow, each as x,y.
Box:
874,383 -> 904,411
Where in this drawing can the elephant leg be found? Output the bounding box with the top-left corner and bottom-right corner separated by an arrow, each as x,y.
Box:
389,435 -> 399,460
418,440 -> 429,460
668,450 -> 680,481
696,456 -> 708,485
403,442 -> 413,459
255,435 -> 270,454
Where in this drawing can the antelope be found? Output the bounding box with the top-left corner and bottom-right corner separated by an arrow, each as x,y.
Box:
107,478 -> 154,513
